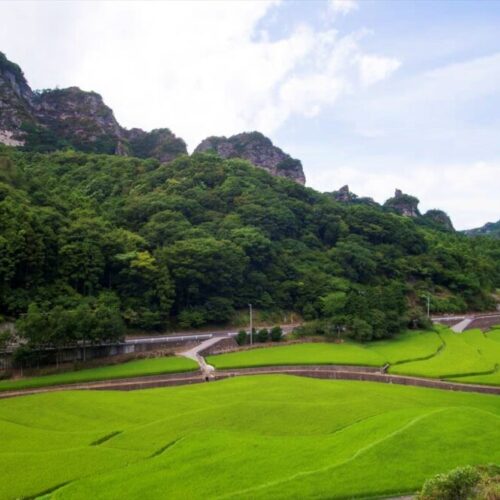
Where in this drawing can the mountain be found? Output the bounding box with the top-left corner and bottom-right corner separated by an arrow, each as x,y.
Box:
0,145 -> 497,342
194,132 -> 306,184
463,220 -> 500,238
0,52 -> 304,183
328,186 -> 454,232
384,189 -> 420,217
0,51 -> 187,161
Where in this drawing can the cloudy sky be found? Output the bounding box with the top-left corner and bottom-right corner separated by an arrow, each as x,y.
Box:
1,0 -> 499,229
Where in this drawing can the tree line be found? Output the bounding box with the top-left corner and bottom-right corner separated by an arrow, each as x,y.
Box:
0,145 -> 497,351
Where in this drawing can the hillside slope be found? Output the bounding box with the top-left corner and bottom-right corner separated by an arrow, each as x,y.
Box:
0,146 -> 497,345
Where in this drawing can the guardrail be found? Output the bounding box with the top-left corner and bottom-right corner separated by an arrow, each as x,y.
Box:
125,334 -> 213,345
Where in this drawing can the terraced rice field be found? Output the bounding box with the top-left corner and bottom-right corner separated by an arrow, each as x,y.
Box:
207,330 -> 442,370
0,356 -> 198,392
390,328 -> 499,380
0,375 -> 498,499
208,327 -> 500,385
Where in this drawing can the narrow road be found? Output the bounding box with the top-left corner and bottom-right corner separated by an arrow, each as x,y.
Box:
451,318 -> 473,333
179,337 -> 224,378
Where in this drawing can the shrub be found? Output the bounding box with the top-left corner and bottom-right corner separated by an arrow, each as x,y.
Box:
235,330 -> 247,346
418,465 -> 480,500
257,328 -> 269,343
270,326 -> 283,342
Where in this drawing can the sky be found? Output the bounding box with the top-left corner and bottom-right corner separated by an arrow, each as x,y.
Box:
0,0 -> 499,229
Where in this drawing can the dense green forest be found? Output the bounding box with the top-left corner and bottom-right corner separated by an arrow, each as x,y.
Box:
0,145 -> 498,349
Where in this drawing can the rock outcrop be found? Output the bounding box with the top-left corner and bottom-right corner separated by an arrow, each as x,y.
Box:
0,51 -> 187,162
384,189 -> 420,217
34,87 -> 125,154
0,52 -> 36,145
194,131 -> 306,184
328,185 -> 378,207
1,52 -> 307,183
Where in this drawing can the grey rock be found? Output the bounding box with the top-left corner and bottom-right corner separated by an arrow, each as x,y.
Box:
194,131 -> 306,184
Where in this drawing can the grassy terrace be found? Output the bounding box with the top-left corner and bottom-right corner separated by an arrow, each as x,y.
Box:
0,375 -> 498,499
207,330 -> 442,370
208,327 -> 500,385
0,356 -> 198,392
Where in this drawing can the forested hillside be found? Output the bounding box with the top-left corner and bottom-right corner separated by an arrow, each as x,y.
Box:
463,220 -> 500,239
0,145 -> 498,347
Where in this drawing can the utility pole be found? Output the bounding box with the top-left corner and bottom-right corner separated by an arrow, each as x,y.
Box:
248,303 -> 253,345
426,294 -> 431,319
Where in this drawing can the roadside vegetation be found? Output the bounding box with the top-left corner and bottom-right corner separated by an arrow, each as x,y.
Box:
418,464 -> 499,499
0,375 -> 497,500
0,355 -> 197,391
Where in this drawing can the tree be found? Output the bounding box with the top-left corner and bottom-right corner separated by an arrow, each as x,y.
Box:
270,326 -> 283,342
257,328 -> 269,343
236,330 -> 247,346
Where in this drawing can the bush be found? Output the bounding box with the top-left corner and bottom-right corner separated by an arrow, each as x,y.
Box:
418,465 -> 480,500
235,330 -> 247,346
257,328 -> 269,343
270,326 -> 283,342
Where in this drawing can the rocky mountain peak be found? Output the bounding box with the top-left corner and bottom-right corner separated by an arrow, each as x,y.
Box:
0,51 -> 187,162
33,87 -> 125,154
384,189 -> 420,217
194,131 -> 306,184
0,52 -> 35,145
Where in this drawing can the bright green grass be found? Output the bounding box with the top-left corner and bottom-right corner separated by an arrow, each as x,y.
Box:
0,375 -> 498,499
207,341 -> 385,369
207,330 -> 441,370
389,328 -> 495,379
451,371 -> 500,386
0,356 -> 198,392
488,329 -> 500,342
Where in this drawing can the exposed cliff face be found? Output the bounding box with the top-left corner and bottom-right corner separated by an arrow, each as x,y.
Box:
0,52 -> 36,144
33,87 -> 125,154
1,52 -> 306,183
384,189 -> 420,217
0,51 -> 187,162
194,131 -> 306,184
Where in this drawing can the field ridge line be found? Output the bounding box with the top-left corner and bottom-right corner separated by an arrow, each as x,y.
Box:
149,437 -> 184,458
216,408 -> 447,500
90,430 -> 122,446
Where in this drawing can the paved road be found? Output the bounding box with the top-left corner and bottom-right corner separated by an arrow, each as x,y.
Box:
125,324 -> 299,345
451,318 -> 473,333
179,337 -> 223,377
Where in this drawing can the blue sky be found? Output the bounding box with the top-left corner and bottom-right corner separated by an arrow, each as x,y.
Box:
0,0 -> 499,228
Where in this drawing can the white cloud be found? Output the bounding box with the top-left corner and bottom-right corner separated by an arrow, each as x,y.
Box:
0,0 -> 398,149
329,0 -> 358,15
358,55 -> 401,86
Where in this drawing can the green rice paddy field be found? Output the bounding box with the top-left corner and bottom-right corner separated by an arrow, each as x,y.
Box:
208,327 -> 500,385
0,356 -> 198,392
0,375 -> 498,500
